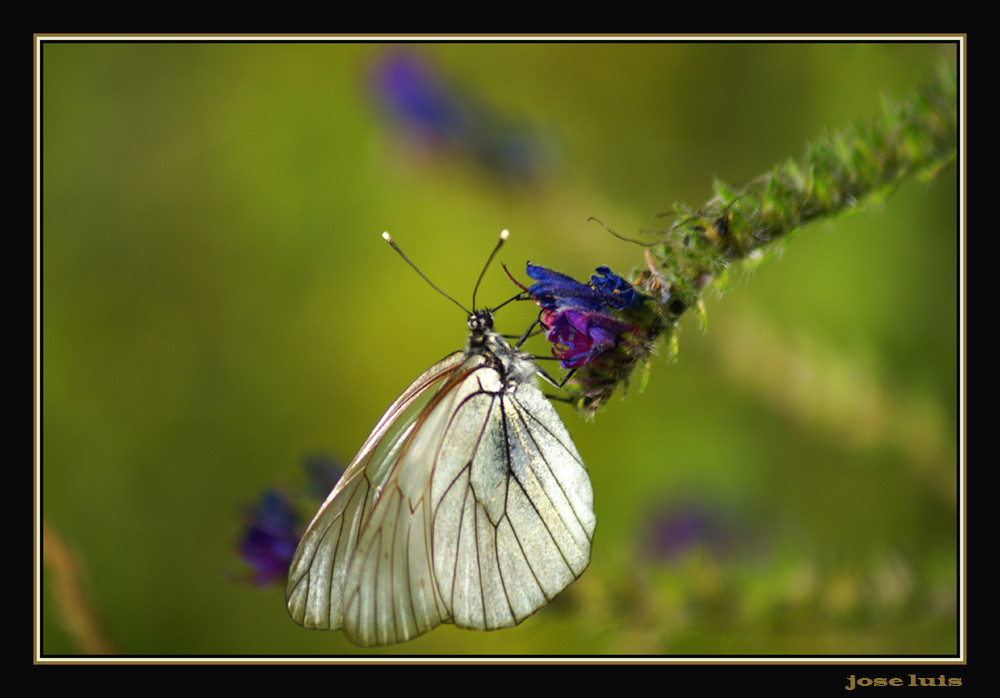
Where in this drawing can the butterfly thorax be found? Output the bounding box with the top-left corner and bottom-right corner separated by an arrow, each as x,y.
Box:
465,309 -> 536,393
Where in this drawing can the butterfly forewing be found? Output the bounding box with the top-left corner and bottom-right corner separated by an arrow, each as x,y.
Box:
285,352 -> 465,632
339,358 -> 491,645
286,322 -> 595,647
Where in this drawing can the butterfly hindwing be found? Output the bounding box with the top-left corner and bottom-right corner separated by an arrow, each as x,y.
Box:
506,384 -> 594,578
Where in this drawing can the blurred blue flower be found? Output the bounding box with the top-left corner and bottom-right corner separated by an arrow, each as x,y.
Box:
369,50 -> 553,182
237,489 -> 300,586
370,50 -> 467,148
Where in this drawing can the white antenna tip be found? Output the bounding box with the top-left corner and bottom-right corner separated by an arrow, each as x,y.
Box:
381,231 -> 392,242
499,229 -> 510,241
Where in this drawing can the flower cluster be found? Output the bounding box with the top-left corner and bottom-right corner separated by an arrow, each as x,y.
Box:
527,265 -> 639,369
524,263 -> 664,412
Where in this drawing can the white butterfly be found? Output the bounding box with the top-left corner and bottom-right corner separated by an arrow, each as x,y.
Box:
285,231 -> 595,647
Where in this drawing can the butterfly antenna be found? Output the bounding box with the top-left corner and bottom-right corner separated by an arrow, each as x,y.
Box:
471,229 -> 510,310
382,232 -> 470,314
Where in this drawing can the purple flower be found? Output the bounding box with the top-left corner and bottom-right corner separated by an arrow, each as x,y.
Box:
237,489 -> 300,586
543,307 -> 635,369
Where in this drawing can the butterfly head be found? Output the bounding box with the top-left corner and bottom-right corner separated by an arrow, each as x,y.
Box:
466,308 -> 506,355
467,308 -> 495,337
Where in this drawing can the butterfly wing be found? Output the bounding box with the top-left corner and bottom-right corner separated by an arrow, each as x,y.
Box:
285,352 -> 465,636
286,350 -> 595,647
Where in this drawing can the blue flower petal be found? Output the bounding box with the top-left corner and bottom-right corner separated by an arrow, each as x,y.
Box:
527,264 -> 613,310
591,266 -> 638,309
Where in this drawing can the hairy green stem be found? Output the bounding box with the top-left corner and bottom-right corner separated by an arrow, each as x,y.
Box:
572,64 -> 958,414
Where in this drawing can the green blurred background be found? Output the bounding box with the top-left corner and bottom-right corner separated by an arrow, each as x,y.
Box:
40,40 -> 959,656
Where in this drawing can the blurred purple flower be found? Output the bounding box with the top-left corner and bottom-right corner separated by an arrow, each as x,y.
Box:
647,508 -> 724,561
641,501 -> 759,564
234,454 -> 347,587
237,489 -> 300,586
